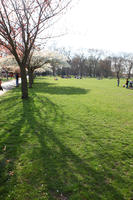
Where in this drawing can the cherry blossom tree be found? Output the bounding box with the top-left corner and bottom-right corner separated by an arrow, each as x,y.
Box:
0,0 -> 71,98
0,50 -> 70,87
25,50 -> 70,87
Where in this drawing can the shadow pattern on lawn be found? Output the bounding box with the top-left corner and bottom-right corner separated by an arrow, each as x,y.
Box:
32,82 -> 89,95
0,82 -> 127,200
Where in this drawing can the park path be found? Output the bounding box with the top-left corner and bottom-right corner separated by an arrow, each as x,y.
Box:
0,79 -> 20,96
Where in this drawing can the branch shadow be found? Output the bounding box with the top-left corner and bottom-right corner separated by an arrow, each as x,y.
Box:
0,93 -> 128,199
0,96 -> 31,199
21,95 -> 126,199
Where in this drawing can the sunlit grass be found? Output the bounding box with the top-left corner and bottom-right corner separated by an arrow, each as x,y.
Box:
0,77 -> 14,82
0,77 -> 133,200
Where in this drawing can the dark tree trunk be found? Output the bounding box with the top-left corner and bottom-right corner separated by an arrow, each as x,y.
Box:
127,64 -> 133,79
53,66 -> 56,76
80,66 -> 83,78
128,73 -> 130,79
20,66 -> 28,99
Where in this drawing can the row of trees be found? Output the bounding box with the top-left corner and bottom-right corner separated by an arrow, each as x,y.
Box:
0,50 -> 69,85
0,0 -> 132,98
1,47 -> 132,93
56,48 -> 133,79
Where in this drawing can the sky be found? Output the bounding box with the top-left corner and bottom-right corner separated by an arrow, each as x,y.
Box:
47,0 -> 133,53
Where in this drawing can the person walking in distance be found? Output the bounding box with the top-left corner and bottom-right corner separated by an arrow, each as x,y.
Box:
126,78 -> 129,88
15,73 -> 19,87
0,79 -> 3,91
117,78 -> 120,87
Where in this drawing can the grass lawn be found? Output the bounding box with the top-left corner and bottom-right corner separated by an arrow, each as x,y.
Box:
1,77 -> 14,82
0,77 -> 133,200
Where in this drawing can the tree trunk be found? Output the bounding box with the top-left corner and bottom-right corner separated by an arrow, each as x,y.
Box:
128,73 -> 130,79
116,71 -> 120,87
53,66 -> 56,76
20,66 -> 28,99
128,64 -> 133,79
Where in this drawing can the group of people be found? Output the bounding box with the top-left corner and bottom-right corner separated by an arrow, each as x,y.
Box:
123,78 -> 133,88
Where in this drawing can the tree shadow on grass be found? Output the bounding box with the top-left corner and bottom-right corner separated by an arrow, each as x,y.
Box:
0,94 -> 127,200
0,94 -> 66,199
31,82 -> 89,95
22,95 -> 126,200
0,96 -> 32,199
10,79 -> 89,96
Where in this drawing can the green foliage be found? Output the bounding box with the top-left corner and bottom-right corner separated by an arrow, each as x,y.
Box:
0,77 -> 133,200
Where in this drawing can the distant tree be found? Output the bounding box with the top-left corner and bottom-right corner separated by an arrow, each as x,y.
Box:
57,47 -> 72,76
122,53 -> 133,79
0,55 -> 17,79
87,49 -> 103,77
127,61 -> 133,79
47,51 -> 70,77
98,58 -> 112,78
71,54 -> 86,78
111,56 -> 125,86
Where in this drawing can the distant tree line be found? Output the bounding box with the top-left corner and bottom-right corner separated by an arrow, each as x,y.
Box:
55,48 -> 133,79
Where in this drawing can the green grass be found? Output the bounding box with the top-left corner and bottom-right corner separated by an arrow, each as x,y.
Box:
0,77 -> 133,200
0,77 -> 14,82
